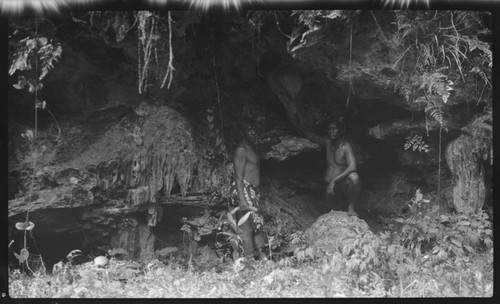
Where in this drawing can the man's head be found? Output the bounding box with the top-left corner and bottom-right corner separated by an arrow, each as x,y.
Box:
241,121 -> 258,143
327,119 -> 345,140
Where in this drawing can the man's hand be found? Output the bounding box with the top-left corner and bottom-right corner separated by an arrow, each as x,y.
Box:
327,180 -> 335,195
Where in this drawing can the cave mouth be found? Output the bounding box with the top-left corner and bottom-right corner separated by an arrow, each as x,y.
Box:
150,203 -> 224,253
260,137 -> 402,213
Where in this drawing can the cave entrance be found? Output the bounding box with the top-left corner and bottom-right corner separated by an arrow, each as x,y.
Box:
150,203 -> 218,254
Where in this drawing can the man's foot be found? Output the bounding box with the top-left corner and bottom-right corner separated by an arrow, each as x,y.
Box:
347,207 -> 358,217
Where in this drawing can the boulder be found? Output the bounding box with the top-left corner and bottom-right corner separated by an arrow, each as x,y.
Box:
303,211 -> 374,254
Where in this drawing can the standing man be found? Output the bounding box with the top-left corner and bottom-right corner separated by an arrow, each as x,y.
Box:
230,122 -> 266,258
301,119 -> 360,217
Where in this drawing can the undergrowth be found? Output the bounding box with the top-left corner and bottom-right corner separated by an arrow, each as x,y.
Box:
9,190 -> 493,298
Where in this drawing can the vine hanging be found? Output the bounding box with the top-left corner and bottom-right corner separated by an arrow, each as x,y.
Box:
137,11 -> 175,95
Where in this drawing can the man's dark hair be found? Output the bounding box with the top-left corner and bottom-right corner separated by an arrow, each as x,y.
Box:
329,117 -> 346,135
240,119 -> 256,136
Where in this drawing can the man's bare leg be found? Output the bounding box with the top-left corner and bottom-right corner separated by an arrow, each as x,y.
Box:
253,231 -> 268,259
237,211 -> 255,257
346,173 -> 360,217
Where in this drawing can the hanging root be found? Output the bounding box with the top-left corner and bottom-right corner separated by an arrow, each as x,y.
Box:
161,11 -> 175,89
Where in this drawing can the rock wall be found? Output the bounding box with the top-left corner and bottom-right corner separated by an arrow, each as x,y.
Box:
8,101 -> 233,265
445,112 -> 492,213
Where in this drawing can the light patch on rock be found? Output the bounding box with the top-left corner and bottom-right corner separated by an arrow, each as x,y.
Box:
264,136 -> 320,161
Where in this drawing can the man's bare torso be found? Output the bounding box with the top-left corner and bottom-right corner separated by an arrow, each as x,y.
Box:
324,138 -> 347,182
240,142 -> 260,187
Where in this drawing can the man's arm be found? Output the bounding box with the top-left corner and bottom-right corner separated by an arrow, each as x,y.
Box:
233,146 -> 249,210
290,114 -> 326,146
303,129 -> 327,146
293,122 -> 326,147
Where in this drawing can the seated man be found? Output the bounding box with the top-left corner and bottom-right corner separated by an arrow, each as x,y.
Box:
301,119 -> 360,217
230,122 -> 267,258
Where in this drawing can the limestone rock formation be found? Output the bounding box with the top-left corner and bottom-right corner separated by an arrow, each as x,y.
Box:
8,101 -> 233,263
445,111 -> 492,213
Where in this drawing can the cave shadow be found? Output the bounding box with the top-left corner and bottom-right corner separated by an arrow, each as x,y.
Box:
260,136 -> 403,234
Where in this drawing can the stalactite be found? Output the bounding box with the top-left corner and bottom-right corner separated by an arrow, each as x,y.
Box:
176,152 -> 195,197
163,154 -> 177,197
98,104 -> 234,219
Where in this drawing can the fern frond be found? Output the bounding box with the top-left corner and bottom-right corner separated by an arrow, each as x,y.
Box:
424,96 -> 447,130
417,71 -> 453,104
414,96 -> 428,103
395,84 -> 412,103
404,135 -> 429,153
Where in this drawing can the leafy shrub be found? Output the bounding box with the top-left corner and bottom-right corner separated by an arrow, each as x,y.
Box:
394,192 -> 493,263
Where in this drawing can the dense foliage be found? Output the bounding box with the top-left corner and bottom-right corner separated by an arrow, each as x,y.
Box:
389,11 -> 491,129
9,189 -> 493,298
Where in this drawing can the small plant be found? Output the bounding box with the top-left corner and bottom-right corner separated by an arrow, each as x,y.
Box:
10,23 -> 62,141
216,206 -> 247,260
404,135 -> 430,153
180,221 -> 200,267
9,19 -> 64,276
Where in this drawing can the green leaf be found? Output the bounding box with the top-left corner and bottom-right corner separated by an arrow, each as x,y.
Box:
342,244 -> 351,256
360,261 -> 367,272
27,79 -> 38,93
15,248 -> 30,264
15,221 -> 35,231
450,238 -> 462,248
26,39 -> 37,50
227,212 -> 237,230
37,37 -> 48,46
10,53 -> 31,75
415,189 -> 423,201
464,245 -> 474,253
440,215 -> 450,222
13,75 -> 27,89
229,207 -> 240,215
237,211 -> 251,227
